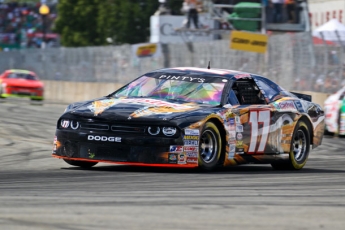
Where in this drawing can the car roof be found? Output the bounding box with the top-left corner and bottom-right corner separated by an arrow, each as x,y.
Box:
6,69 -> 34,74
150,67 -> 260,80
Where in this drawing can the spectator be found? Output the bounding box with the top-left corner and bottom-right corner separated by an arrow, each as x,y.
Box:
272,0 -> 284,23
263,0 -> 274,23
184,0 -> 202,29
0,0 -> 58,49
285,0 -> 296,23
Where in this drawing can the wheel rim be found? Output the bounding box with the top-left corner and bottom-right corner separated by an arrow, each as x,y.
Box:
292,129 -> 307,161
200,130 -> 218,163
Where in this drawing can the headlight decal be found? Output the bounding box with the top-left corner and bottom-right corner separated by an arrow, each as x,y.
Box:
162,127 -> 177,136
148,126 -> 160,135
60,119 -> 70,128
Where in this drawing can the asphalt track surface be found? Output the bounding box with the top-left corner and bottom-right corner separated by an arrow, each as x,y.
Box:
1,98 -> 345,230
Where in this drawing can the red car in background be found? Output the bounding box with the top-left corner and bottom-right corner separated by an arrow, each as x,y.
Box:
0,69 -> 44,101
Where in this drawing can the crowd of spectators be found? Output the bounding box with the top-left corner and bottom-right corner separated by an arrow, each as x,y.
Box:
0,0 -> 57,50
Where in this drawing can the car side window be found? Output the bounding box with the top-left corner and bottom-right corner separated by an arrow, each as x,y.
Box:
227,90 -> 240,105
255,77 -> 281,102
232,80 -> 266,105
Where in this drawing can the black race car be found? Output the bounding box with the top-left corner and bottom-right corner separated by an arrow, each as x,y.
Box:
53,67 -> 325,171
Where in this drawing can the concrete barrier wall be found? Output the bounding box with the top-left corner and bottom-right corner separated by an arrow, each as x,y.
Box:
43,80 -> 124,104
43,81 -> 330,108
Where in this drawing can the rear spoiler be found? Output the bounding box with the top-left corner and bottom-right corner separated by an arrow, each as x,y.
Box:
290,92 -> 312,102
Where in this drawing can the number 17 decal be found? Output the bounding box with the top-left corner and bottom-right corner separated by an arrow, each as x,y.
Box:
248,110 -> 271,153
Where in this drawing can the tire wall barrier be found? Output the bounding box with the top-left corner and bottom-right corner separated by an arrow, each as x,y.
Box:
43,81 -> 330,108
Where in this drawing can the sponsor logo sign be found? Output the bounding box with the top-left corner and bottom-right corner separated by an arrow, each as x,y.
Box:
230,30 -> 268,53
184,146 -> 198,152
236,132 -> 243,140
169,145 -> 183,152
87,135 -> 121,142
185,129 -> 200,135
235,116 -> 241,124
236,125 -> 243,132
230,144 -> 236,152
184,135 -> 199,140
178,153 -> 186,164
159,75 -> 205,83
184,140 -> 199,146
168,153 -> 178,164
229,131 -> 236,141
135,43 -> 157,57
61,120 -> 70,128
278,101 -> 296,111
236,140 -> 244,152
294,101 -> 304,113
186,158 -> 198,163
186,152 -> 198,158
229,118 -> 235,125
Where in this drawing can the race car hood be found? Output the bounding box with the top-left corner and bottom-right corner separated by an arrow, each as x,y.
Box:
67,97 -> 214,121
3,78 -> 44,88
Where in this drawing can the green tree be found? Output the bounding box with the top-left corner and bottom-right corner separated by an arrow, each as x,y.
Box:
54,0 -> 159,47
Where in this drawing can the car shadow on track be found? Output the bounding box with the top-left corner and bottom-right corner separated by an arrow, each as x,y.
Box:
61,164 -> 345,175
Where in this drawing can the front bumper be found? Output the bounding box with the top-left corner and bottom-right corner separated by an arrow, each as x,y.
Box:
53,129 -> 199,167
0,93 -> 44,100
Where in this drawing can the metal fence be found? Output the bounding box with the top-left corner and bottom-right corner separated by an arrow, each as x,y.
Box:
0,32 -> 344,93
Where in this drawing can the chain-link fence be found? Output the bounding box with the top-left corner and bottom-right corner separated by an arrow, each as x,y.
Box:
0,32 -> 344,93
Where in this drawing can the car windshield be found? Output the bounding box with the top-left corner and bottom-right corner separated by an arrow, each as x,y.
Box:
113,73 -> 227,105
7,73 -> 36,80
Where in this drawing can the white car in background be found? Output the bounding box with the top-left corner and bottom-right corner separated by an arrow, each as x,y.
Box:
324,86 -> 345,136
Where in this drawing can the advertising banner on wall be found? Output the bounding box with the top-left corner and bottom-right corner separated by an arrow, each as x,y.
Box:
131,43 -> 161,59
229,31 -> 268,53
150,14 -> 214,44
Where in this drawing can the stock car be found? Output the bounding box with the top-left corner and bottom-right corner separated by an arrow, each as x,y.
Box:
52,67 -> 325,171
324,86 -> 345,136
0,69 -> 44,100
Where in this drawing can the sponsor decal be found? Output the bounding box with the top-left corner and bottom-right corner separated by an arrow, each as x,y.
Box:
185,129 -> 200,135
87,135 -> 121,142
236,125 -> 243,132
186,152 -> 198,158
184,146 -> 198,151
183,135 -> 199,140
229,131 -> 236,141
234,73 -> 252,79
228,152 -> 235,159
168,153 -> 178,164
230,144 -> 236,152
159,75 -> 205,83
186,158 -> 198,163
61,120 -> 70,128
88,149 -> 95,159
184,140 -> 199,146
229,118 -> 235,125
277,101 -> 296,111
236,140 -> 244,152
235,116 -> 241,124
162,127 -> 176,136
178,153 -> 186,164
294,101 -> 304,113
236,132 -> 243,140
169,145 -> 183,152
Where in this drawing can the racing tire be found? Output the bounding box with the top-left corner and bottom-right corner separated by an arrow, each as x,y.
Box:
63,159 -> 98,168
198,122 -> 222,171
271,121 -> 310,170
